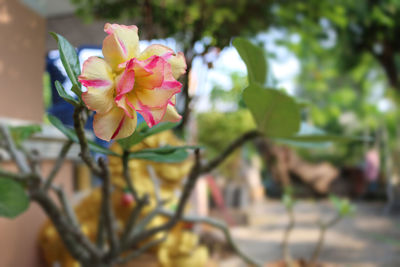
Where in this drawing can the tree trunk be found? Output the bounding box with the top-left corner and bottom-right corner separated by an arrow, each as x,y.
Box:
177,54 -> 194,133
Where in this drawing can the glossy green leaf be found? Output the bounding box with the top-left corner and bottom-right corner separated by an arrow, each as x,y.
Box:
48,114 -> 119,156
0,178 -> 29,218
118,122 -> 180,150
50,32 -> 82,98
128,145 -> 197,162
9,124 -> 42,147
233,38 -> 267,85
55,81 -> 79,106
243,84 -> 301,137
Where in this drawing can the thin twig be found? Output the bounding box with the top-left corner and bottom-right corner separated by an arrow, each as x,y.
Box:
119,150 -> 150,249
200,130 -> 261,174
158,209 -> 261,267
124,130 -> 262,249
309,215 -> 341,264
122,150 -> 139,201
124,149 -> 202,248
98,157 -> 119,257
51,185 -> 80,227
22,148 -> 42,177
0,168 -> 30,183
73,106 -> 102,176
147,165 -> 161,205
119,194 -> 149,248
31,189 -> 102,261
0,124 -> 31,173
44,140 -> 73,191
282,206 -> 295,266
116,234 -> 167,264
96,211 -> 106,250
0,122 -> 103,263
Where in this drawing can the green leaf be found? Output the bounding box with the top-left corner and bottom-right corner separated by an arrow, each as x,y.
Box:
329,195 -> 356,217
50,32 -> 81,98
282,186 -> 295,209
275,123 -> 371,148
47,114 -> 119,156
233,38 -> 267,85
118,122 -> 179,150
0,178 -> 29,218
55,81 -> 79,106
282,194 -> 294,210
243,84 -> 300,137
9,125 -> 42,147
128,145 -> 197,162
48,114 -> 77,140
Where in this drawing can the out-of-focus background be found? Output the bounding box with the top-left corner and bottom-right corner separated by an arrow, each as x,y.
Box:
1,0 -> 400,266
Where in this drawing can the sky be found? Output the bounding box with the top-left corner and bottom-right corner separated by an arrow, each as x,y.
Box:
191,30 -> 300,112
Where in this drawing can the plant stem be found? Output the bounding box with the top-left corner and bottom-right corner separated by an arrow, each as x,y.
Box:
98,158 -> 119,258
31,189 -> 102,262
0,124 -> 30,173
122,150 -> 139,201
282,207 -> 295,266
200,130 -> 261,174
52,185 -> 80,227
0,168 -> 30,183
117,234 -> 167,264
124,130 -> 262,249
309,215 -> 341,265
123,148 -> 202,248
73,106 -> 102,176
158,210 -> 262,267
44,140 -> 73,191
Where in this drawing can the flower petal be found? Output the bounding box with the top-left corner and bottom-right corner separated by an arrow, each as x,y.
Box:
79,57 -> 114,114
115,59 -> 135,99
134,58 -> 182,108
127,95 -> 180,127
138,44 -> 186,79
82,87 -> 115,114
133,56 -> 164,89
124,93 -> 161,127
93,107 -> 137,141
102,23 -> 140,70
115,95 -> 136,119
135,84 -> 180,108
161,104 -> 182,123
138,106 -> 166,128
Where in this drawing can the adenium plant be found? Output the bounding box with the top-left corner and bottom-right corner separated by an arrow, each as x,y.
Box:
0,20 -> 353,267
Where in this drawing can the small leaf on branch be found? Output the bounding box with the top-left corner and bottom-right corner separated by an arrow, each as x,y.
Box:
9,124 -> 42,147
233,37 -> 267,85
48,114 -> 119,156
55,81 -> 79,106
243,84 -> 301,137
50,32 -> 82,99
128,146 -> 198,162
0,178 -> 29,218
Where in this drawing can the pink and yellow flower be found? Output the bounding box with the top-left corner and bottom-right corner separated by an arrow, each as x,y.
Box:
78,23 -> 186,141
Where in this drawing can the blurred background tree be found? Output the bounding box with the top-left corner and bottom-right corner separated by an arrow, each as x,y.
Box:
71,0 -> 278,130
270,0 -> 400,205
70,0 -> 400,205
273,0 -> 400,92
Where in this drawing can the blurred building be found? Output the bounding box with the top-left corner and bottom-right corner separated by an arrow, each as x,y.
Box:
0,1 -> 96,266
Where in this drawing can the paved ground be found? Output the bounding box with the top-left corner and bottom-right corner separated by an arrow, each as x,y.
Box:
221,201 -> 400,267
